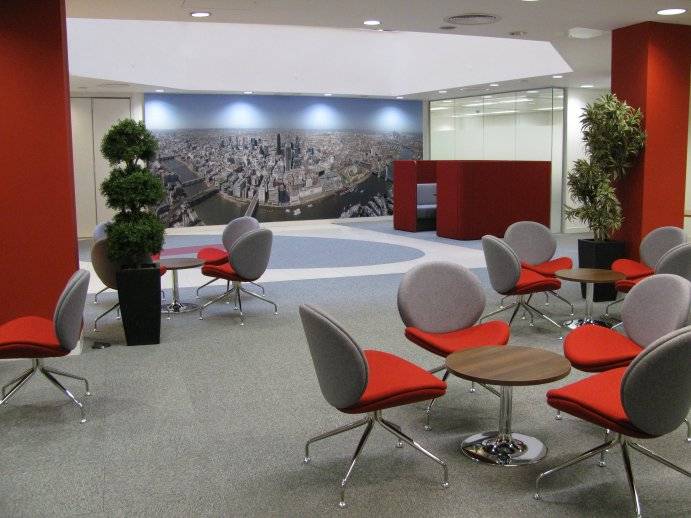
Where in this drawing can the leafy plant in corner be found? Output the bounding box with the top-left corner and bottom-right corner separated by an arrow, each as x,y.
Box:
564,93 -> 646,241
100,119 -> 165,266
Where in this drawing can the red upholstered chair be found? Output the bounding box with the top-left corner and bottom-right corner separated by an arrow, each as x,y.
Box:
0,270 -> 91,423
299,304 -> 448,508
504,221 -> 574,314
480,235 -> 563,330
198,227 -> 277,325
397,261 -> 510,429
535,326 -> 691,517
195,216 -> 265,298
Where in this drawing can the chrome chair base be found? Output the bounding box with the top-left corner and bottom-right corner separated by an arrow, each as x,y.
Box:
196,278 -> 265,298
93,286 -> 108,304
534,433 -> 690,518
0,359 -> 90,423
199,281 -> 277,325
481,295 -> 562,331
303,409 -> 449,508
462,431 -> 547,466
604,296 -> 624,317
93,302 -> 120,331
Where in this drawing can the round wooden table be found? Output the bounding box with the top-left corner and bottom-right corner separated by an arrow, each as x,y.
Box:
555,268 -> 625,329
446,346 -> 571,467
159,258 -> 204,314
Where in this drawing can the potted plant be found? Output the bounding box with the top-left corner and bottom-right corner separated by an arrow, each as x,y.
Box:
564,93 -> 646,301
100,119 -> 166,345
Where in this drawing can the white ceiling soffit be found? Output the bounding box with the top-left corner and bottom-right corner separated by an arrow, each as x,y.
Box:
66,18 -> 571,97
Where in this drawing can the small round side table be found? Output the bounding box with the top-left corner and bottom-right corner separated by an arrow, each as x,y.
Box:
159,258 -> 204,314
555,268 -> 625,329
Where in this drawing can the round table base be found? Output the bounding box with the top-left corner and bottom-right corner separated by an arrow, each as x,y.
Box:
161,302 -> 200,314
461,431 -> 547,466
561,317 -> 615,330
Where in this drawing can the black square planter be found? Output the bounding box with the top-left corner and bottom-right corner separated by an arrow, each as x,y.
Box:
116,266 -> 161,346
577,239 -> 626,302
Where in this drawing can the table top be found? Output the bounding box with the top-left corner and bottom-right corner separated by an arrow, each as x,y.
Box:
555,268 -> 625,283
159,257 -> 204,270
445,346 -> 571,386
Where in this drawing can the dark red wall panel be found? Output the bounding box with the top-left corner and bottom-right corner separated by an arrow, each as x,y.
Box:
393,160 -> 437,231
612,22 -> 691,258
0,0 -> 78,323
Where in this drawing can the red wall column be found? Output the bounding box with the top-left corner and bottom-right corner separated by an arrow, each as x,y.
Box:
0,0 -> 78,323
611,22 -> 691,257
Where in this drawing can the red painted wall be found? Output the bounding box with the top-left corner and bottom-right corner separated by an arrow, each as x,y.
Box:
393,160 -> 437,231
0,0 -> 78,323
611,22 -> 691,257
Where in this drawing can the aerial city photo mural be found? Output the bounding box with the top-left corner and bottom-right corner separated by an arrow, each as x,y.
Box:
144,94 -> 423,226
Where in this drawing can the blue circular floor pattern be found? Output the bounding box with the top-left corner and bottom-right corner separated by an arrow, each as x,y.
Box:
268,235 -> 424,269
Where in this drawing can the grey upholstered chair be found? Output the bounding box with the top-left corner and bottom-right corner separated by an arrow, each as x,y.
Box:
612,226 -> 687,280
536,325 -> 691,518
92,222 -> 110,303
299,304 -> 449,508
195,216 -> 264,297
0,270 -> 92,423
198,228 -> 277,324
397,261 -> 510,429
91,238 -> 122,331
480,235 -> 562,330
503,221 -> 574,313
416,183 -> 437,220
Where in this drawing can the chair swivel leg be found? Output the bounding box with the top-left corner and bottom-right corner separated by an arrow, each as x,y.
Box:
93,286 -> 108,304
249,281 -> 265,294
685,418 -> 691,443
548,291 -> 574,316
599,428 -> 611,467
0,367 -> 37,407
628,441 -> 691,478
524,301 -> 563,330
239,284 -> 278,319
605,297 -> 624,317
480,301 -> 519,323
424,370 -> 450,431
303,417 -> 370,464
93,302 -> 120,331
198,285 -> 236,320
620,441 -> 642,518
42,366 -> 91,396
339,419 -> 375,508
40,367 -> 87,423
196,277 -> 220,298
2,368 -> 34,398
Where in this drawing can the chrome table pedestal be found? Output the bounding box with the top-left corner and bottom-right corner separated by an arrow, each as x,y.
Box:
556,268 -> 625,330
159,258 -> 204,315
461,386 -> 547,466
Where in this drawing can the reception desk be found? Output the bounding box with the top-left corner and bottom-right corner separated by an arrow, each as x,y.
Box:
393,160 -> 551,240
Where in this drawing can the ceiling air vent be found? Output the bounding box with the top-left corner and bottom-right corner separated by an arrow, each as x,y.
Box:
444,14 -> 501,26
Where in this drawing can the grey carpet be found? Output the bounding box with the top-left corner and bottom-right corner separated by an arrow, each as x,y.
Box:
3,233 -> 690,517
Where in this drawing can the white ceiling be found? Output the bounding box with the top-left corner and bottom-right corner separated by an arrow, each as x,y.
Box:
66,0 -> 691,99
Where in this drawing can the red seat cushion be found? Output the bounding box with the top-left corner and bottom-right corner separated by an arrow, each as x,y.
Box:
522,257 -> 573,277
405,321 -> 510,357
201,262 -> 242,282
197,247 -> 228,266
507,268 -> 561,295
563,324 -> 641,372
615,278 -> 639,294
547,367 -> 652,438
341,350 -> 447,414
159,267 -> 167,276
611,258 -> 654,280
0,316 -> 68,359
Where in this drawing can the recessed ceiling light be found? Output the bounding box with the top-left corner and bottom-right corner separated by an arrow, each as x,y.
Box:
552,75 -> 563,79
443,100 -> 453,103
445,14 -> 501,26
522,0 -> 540,2
489,83 -> 500,87
396,96 -> 404,99
364,20 -> 381,26
438,90 -> 447,94
484,95 -> 493,98
527,90 -> 539,94
190,12 -> 211,18
581,84 -> 595,88
323,93 -> 332,96
155,89 -> 164,93
243,91 -> 253,94
657,8 -> 686,16
568,27 -> 605,39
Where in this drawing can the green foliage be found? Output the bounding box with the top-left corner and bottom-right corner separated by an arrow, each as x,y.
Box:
565,93 -> 645,241
100,119 -> 165,265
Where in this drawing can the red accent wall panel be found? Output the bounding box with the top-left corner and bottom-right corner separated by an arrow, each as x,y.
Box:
393,160 -> 437,231
0,0 -> 78,323
612,22 -> 691,258
436,161 -> 551,240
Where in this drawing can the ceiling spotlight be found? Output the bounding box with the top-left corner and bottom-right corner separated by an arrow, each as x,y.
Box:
438,90 -> 447,94
581,84 -> 595,88
484,95 -> 493,98
396,96 -> 404,99
489,83 -> 500,87
364,20 -> 381,26
443,100 -> 453,103
155,89 -> 164,93
552,75 -> 563,79
527,90 -> 539,94
323,93 -> 332,96
190,11 -> 211,18
657,8 -> 686,16
243,91 -> 253,94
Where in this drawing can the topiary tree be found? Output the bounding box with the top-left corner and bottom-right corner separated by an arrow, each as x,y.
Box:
564,93 -> 646,241
100,119 -> 165,265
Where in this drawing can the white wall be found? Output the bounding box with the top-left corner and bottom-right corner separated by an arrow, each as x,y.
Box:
70,93 -> 141,237
563,87 -> 609,233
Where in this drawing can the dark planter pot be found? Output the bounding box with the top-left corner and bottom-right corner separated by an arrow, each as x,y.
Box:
577,239 -> 626,302
116,265 -> 161,346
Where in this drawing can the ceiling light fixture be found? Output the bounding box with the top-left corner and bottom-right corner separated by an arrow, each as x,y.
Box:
324,93 -> 332,96
190,12 -> 211,18
438,90 -> 448,94
243,91 -> 253,94
527,90 -> 539,94
568,27 -> 605,39
396,96 -> 404,99
581,84 -> 594,88
552,75 -> 563,79
155,89 -> 164,93
364,20 -> 381,26
445,14 -> 501,26
657,8 -> 686,16
489,83 -> 499,87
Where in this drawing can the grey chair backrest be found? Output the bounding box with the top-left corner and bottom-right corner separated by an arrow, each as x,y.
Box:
504,221 -> 556,265
90,239 -> 120,289
299,304 -> 368,409
222,216 -> 260,253
639,226 -> 687,268
481,235 -> 521,295
655,243 -> 691,280
53,269 -> 90,351
92,222 -> 108,241
621,274 -> 691,348
398,261 -> 486,333
621,326 -> 691,437
416,183 -> 437,206
229,228 -> 273,281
